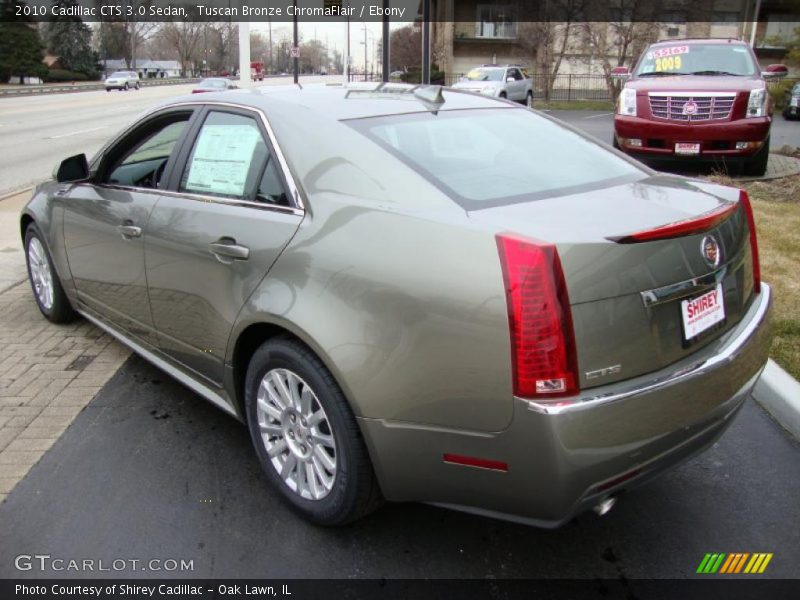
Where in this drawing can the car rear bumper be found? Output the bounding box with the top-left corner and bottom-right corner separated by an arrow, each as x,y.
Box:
614,115 -> 771,158
359,284 -> 772,526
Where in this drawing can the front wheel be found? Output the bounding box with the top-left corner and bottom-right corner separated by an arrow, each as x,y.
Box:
24,225 -> 77,324
742,137 -> 769,177
245,337 -> 382,525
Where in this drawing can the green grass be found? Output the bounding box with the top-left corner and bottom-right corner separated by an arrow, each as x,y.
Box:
533,100 -> 615,111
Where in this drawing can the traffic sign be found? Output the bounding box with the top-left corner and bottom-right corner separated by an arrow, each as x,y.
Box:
291,46 -> 300,58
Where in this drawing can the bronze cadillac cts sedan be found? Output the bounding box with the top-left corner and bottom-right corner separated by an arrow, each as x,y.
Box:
21,83 -> 771,527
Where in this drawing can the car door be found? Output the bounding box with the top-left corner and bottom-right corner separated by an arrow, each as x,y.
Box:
145,105 -> 304,386
62,107 -> 198,346
506,68 -> 525,101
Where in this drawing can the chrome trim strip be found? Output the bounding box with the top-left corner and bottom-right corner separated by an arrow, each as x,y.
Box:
97,183 -> 303,217
77,309 -> 237,418
524,283 -> 771,415
647,92 -> 737,97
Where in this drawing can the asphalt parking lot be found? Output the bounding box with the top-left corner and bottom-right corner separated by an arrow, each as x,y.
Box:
0,354 -> 798,580
544,108 -> 800,153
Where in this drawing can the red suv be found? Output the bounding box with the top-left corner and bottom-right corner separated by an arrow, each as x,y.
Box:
613,39 -> 787,176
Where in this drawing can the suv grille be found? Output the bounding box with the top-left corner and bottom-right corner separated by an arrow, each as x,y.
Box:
649,93 -> 736,122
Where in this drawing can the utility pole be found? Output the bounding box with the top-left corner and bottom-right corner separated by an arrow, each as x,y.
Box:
364,24 -> 368,81
421,0 -> 431,84
293,0 -> 299,83
382,0 -> 390,82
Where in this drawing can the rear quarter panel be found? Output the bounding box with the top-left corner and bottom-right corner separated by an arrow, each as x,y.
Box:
230,104 -> 514,432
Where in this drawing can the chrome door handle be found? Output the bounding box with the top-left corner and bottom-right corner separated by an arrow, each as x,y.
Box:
209,239 -> 250,261
118,224 -> 142,239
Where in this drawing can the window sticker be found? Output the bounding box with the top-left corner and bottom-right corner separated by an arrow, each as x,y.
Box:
185,124 -> 261,197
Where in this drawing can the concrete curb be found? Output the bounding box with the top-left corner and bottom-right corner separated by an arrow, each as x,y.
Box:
753,359 -> 800,440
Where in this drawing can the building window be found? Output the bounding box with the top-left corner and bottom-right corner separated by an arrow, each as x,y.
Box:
475,4 -> 518,39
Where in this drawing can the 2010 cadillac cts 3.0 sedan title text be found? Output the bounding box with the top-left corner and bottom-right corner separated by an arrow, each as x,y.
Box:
21,83 -> 771,527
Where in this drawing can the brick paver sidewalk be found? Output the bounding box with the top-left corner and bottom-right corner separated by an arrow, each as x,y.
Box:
0,192 -> 130,502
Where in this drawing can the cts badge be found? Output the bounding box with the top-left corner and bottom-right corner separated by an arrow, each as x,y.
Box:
701,235 -> 721,268
585,364 -> 622,381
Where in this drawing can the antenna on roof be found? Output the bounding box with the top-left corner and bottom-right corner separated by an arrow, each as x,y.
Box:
413,85 -> 444,104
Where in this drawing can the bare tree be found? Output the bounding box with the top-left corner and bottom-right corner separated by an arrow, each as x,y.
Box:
580,0 -> 660,97
161,21 -> 203,76
517,0 -> 587,101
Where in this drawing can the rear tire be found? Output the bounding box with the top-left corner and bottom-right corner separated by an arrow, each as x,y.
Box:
742,137 -> 769,177
124,82 -> 129,91
135,82 -> 140,90
244,337 -> 382,525
24,224 -> 77,324
525,91 -> 533,107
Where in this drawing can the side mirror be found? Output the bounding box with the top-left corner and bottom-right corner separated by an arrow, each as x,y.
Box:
55,154 -> 89,183
611,66 -> 631,80
763,64 -> 788,79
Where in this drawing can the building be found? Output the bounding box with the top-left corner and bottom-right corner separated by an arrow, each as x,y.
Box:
430,0 -> 798,81
101,59 -> 181,79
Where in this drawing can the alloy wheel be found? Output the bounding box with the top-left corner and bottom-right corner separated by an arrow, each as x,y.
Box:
256,368 -> 337,501
27,237 -> 53,310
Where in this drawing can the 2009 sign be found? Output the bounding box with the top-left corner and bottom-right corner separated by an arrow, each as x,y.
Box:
656,56 -> 683,71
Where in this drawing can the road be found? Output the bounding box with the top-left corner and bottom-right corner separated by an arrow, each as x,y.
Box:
0,354 -> 798,580
0,76 -> 336,197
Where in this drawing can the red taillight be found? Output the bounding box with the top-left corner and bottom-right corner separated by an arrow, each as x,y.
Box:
609,202 -> 738,243
739,189 -> 761,294
496,234 -> 579,401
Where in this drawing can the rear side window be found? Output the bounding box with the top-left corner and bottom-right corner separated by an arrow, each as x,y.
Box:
180,111 -> 268,199
347,108 -> 643,209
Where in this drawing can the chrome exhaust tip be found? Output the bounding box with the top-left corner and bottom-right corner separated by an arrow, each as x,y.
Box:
593,497 -> 616,516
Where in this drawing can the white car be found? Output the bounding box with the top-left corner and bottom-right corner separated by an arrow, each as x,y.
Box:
451,64 -> 533,105
105,71 -> 140,92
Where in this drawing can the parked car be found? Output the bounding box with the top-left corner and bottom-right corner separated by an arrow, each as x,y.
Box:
193,78 -> 238,94
783,82 -> 800,120
451,64 -> 533,105
22,84 -> 771,527
612,38 -> 787,176
105,71 -> 140,92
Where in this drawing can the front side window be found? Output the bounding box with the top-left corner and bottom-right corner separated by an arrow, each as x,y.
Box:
181,111 -> 269,200
103,115 -> 189,188
348,108 -> 643,209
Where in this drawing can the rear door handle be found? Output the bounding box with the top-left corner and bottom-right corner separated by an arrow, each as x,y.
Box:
209,238 -> 250,262
118,224 -> 142,239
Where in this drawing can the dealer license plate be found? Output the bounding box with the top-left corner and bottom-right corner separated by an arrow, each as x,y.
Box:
681,284 -> 725,340
675,142 -> 700,155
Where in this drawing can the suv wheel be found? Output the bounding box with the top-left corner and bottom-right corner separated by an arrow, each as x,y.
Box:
135,82 -> 140,90
124,82 -> 129,91
742,137 -> 769,177
244,337 -> 382,525
525,91 -> 533,107
499,91 -> 507,99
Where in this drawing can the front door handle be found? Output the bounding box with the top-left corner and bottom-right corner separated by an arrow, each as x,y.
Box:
209,238 -> 250,262
118,224 -> 142,239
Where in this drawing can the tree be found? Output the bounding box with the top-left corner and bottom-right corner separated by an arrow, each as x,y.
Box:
161,21 -> 203,76
517,0 -> 587,101
46,1 -> 99,78
299,39 -> 328,74
388,25 -> 421,73
0,0 -> 47,84
580,0 -> 661,98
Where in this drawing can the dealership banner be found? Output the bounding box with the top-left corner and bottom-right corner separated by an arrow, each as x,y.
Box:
4,0 -> 800,23
3,579 -> 800,600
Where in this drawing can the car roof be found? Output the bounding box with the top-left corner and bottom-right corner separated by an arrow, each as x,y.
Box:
159,83 -> 512,121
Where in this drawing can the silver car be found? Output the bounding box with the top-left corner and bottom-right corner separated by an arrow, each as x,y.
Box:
451,64 -> 533,105
105,71 -> 140,92
21,83 -> 771,526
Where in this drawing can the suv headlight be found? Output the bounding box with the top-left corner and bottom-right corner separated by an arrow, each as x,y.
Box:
617,87 -> 637,117
747,88 -> 767,118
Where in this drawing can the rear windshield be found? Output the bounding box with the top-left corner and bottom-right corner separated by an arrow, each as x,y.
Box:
634,43 -> 758,77
201,79 -> 227,88
347,108 -> 643,209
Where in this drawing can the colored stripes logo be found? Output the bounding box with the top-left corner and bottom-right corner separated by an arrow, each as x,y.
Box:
696,553 -> 773,574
